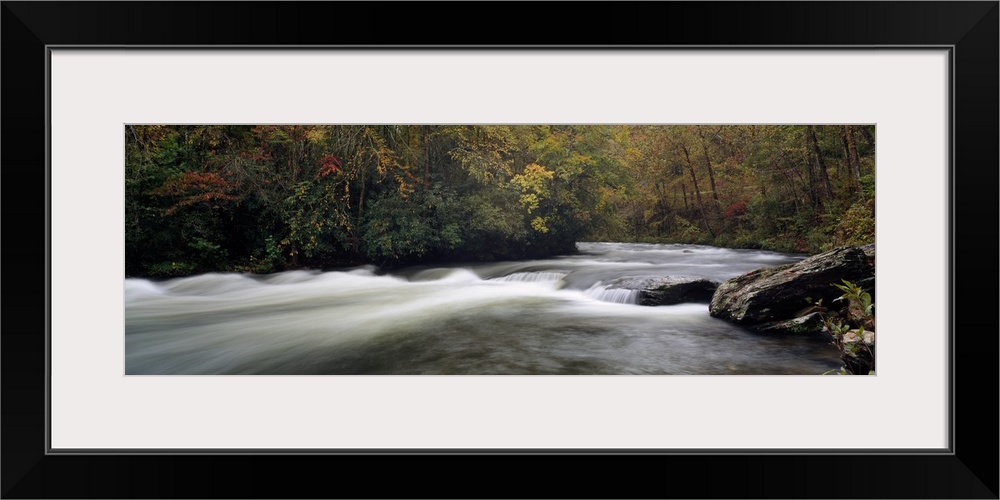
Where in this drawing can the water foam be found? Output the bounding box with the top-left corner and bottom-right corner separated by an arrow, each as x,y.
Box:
583,282 -> 638,304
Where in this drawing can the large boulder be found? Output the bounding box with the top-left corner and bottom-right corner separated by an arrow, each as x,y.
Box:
606,276 -> 718,306
709,246 -> 875,325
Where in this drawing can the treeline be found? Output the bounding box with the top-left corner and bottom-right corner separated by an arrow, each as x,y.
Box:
125,125 -> 874,277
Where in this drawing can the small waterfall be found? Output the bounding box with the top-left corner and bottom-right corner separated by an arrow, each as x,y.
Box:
410,268 -> 482,282
490,271 -> 567,283
583,282 -> 638,304
124,279 -> 164,300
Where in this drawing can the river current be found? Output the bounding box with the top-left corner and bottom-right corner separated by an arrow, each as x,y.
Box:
125,242 -> 842,375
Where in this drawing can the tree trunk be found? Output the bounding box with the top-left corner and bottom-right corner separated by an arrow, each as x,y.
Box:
776,165 -> 804,215
655,181 -> 669,237
859,125 -> 875,150
806,158 -> 819,209
290,143 -> 298,184
841,126 -> 860,195
424,125 -> 431,178
358,169 -> 366,224
681,145 -> 714,237
846,125 -> 863,180
809,125 -> 834,200
803,131 -> 819,209
697,128 -> 721,206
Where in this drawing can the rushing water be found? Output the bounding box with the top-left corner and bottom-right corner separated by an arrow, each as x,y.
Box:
125,242 -> 842,375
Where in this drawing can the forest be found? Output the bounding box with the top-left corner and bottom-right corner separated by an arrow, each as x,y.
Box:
125,125 -> 875,277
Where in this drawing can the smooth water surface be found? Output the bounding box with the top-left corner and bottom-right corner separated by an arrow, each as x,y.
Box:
125,242 -> 842,374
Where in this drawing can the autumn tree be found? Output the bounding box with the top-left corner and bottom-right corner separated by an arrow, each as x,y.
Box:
124,124 -> 875,277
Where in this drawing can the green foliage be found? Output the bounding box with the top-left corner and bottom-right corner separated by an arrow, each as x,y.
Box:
832,278 -> 874,320
814,279 -> 876,375
361,193 -> 441,263
672,215 -> 707,244
241,235 -> 284,273
147,260 -> 197,277
859,172 -> 876,200
125,124 -> 875,277
731,234 -> 762,250
833,199 -> 876,247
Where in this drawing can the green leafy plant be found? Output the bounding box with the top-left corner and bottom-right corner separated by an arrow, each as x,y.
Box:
812,279 -> 875,375
832,278 -> 874,325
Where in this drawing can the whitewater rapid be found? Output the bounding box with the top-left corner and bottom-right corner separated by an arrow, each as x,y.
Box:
125,242 -> 841,375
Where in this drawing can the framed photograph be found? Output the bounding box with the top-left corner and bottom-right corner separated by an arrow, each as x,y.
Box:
3,2 -> 996,498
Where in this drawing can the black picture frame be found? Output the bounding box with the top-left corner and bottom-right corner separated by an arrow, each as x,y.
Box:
3,2 -> 997,498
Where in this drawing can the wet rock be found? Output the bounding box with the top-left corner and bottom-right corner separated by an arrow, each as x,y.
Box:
709,246 -> 875,324
842,329 -> 875,345
861,243 -> 875,259
840,329 -> 876,374
750,312 -> 825,335
606,276 -> 718,306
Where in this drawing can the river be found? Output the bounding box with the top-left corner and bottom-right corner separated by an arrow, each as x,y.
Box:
124,242 -> 843,375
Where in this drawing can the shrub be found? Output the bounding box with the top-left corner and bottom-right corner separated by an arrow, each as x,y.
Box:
724,200 -> 748,218
814,279 -> 876,375
834,200 -> 875,247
